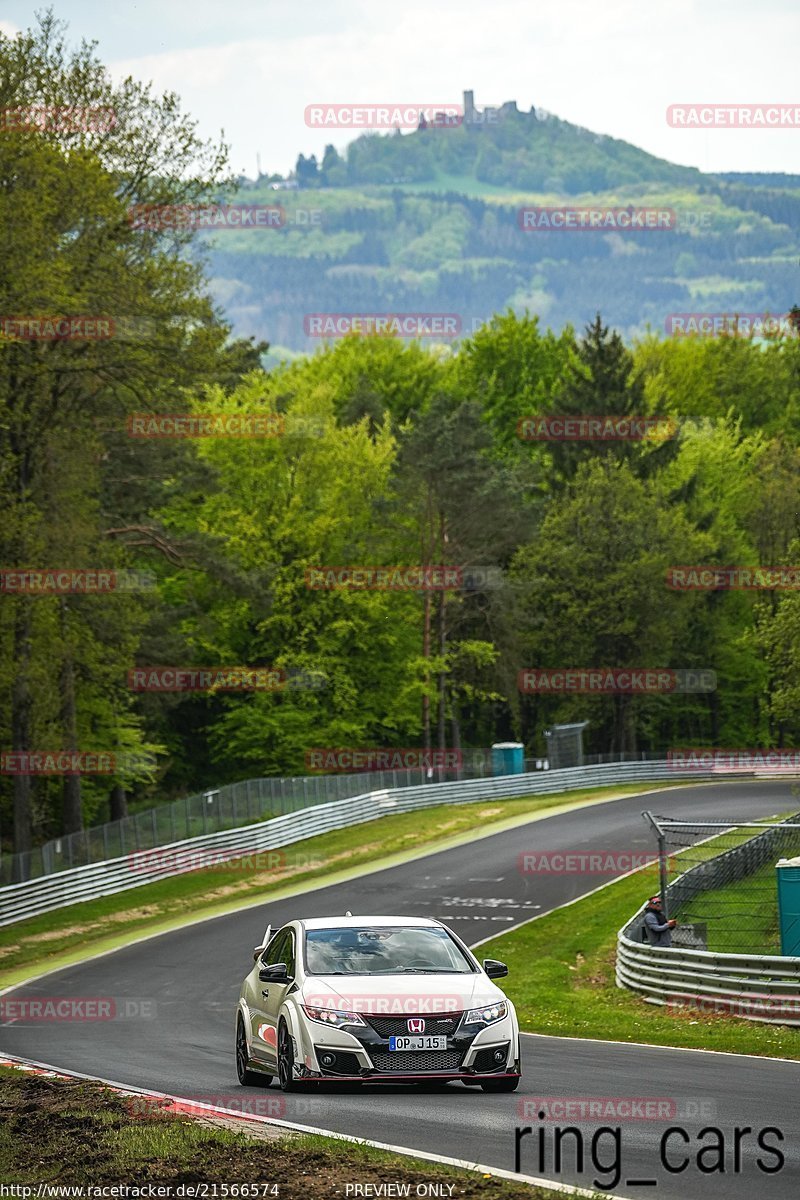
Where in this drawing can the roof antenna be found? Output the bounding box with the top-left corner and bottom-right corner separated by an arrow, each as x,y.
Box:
345,911 -> 352,917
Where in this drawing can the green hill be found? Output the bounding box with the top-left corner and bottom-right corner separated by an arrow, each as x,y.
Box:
205,92 -> 800,351
299,92 -> 704,194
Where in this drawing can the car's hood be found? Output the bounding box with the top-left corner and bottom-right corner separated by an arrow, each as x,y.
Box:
300,973 -> 505,1014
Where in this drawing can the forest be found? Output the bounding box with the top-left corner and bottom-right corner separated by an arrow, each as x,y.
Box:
2,18 -> 800,859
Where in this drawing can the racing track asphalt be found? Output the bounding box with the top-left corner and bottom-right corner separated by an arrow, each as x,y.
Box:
2,780 -> 799,1199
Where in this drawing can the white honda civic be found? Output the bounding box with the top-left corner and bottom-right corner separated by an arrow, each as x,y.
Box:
235,914 -> 521,1092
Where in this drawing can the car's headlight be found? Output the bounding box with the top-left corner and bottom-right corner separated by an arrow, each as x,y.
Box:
301,1004 -> 366,1028
464,1000 -> 508,1025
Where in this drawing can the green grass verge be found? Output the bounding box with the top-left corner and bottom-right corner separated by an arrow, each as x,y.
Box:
0,782 -> 674,987
479,865 -> 800,1059
661,810 -> 797,953
686,858 -> 781,953
0,1066 -> 573,1196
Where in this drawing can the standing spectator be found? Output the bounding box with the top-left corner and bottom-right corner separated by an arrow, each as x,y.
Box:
643,895 -> 677,946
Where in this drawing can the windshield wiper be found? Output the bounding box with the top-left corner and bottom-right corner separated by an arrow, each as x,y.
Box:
400,967 -> 464,974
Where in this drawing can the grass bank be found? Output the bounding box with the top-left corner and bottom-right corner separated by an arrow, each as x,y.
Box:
480,863 -> 800,1059
0,1065 -> 576,1197
697,858 -> 780,953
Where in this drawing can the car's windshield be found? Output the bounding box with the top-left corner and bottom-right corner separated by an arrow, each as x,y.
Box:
304,925 -> 476,975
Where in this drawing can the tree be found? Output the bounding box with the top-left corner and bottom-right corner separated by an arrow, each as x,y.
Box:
755,544 -> 800,745
390,393 -> 538,754
512,457 -> 707,754
320,144 -> 345,185
295,153 -> 319,187
544,313 -> 652,485
296,333 -> 442,430
452,309 -> 576,463
658,419 -> 768,745
157,371 -> 423,773
0,13 -> 232,854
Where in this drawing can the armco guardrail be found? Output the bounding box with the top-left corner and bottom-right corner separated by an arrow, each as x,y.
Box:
616,929 -> 800,1025
0,759 -> 729,927
0,751 -> 500,885
0,748 -> 670,886
616,814 -> 800,1025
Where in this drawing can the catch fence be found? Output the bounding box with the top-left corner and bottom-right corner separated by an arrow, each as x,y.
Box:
642,810 -> 800,953
0,748 -> 668,885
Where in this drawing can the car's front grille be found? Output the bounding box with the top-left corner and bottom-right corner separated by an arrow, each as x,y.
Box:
364,1013 -> 463,1038
370,1050 -> 463,1073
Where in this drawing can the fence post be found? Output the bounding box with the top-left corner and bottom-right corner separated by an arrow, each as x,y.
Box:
657,829 -> 669,914
643,810 -> 669,915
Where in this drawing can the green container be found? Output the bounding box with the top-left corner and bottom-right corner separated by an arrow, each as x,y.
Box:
776,859 -> 800,956
491,742 -> 524,776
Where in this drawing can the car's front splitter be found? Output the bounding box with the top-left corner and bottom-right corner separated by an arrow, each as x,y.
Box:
293,1070 -> 522,1085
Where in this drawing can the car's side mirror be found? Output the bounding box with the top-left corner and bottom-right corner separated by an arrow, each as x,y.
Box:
259,962 -> 289,983
483,958 -> 508,979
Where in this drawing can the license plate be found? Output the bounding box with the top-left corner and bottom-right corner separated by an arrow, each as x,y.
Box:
388,1035 -> 447,1051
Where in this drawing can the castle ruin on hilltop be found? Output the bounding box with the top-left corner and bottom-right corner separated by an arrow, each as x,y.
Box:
419,90 -> 538,130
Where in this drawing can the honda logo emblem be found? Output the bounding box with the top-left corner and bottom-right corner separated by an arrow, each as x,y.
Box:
407,1018 -> 425,1033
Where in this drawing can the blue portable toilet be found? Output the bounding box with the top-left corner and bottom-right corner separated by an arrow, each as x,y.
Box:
776,857 -> 800,955
491,742 -> 524,776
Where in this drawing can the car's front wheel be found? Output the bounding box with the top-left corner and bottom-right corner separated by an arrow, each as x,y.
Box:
480,1059 -> 521,1093
480,1075 -> 521,1092
277,1018 -> 300,1092
236,1014 -> 273,1087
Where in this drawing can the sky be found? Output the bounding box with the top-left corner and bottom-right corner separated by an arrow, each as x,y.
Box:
1,0 -> 799,179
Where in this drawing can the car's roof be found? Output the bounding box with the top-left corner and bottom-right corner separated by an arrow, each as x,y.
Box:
298,915 -> 442,930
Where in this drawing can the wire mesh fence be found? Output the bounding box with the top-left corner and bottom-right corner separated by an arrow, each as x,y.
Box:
0,749 -> 498,885
0,746 -> 676,886
645,809 -> 800,954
